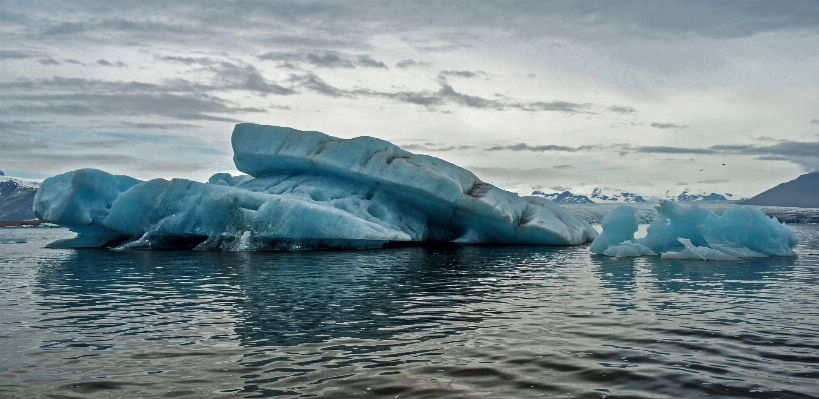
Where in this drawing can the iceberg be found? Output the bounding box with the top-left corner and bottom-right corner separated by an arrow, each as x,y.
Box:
34,123 -> 597,250
590,200 -> 797,259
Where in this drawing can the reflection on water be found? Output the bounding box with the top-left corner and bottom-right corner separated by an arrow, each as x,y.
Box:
0,226 -> 818,398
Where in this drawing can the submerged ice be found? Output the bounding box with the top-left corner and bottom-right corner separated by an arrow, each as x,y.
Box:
34,123 -> 597,250
590,201 -> 797,260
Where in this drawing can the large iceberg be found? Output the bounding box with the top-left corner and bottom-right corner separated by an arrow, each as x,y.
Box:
34,123 -> 597,250
590,201 -> 798,260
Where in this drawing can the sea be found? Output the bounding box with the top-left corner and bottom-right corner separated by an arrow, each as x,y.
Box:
1,204 -> 818,398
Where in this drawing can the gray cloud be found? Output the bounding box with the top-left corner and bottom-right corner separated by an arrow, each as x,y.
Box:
402,143 -> 475,152
395,59 -> 431,68
259,51 -> 355,68
637,146 -> 714,154
515,101 -> 591,113
634,140 -> 819,171
440,70 -> 487,78
486,143 -> 599,152
608,105 -> 637,113
136,161 -> 212,173
209,61 -> 295,94
811,119 -> 819,125
651,122 -> 688,129
97,59 -> 127,67
285,72 -> 594,113
554,165 -> 573,169
289,73 -> 350,98
0,50 -> 34,59
38,57 -> 60,65
40,22 -> 85,36
357,55 -> 387,68
0,72 -> 290,123
259,51 -> 389,69
156,55 -> 217,66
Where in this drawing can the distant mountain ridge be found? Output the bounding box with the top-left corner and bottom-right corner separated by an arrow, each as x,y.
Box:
744,172 -> 819,208
675,190 -> 730,202
531,190 -> 594,204
0,177 -> 39,221
532,187 -> 731,204
591,188 -> 646,203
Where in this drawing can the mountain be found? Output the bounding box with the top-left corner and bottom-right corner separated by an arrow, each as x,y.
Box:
531,190 -> 594,204
0,178 -> 39,221
590,188 -> 646,203
743,172 -> 819,208
675,190 -> 729,202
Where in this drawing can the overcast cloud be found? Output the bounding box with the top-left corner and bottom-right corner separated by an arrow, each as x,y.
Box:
1,0 -> 818,197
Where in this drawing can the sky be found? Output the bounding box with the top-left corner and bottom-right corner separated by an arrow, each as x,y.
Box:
2,0 -> 819,198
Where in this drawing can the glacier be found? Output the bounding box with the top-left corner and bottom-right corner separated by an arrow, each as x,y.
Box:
590,201 -> 798,260
33,123 -> 597,250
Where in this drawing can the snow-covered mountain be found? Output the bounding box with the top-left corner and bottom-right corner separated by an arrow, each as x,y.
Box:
532,187 -> 734,204
0,177 -> 40,221
590,188 -> 646,203
674,190 -> 730,202
530,190 -> 594,204
744,172 -> 819,208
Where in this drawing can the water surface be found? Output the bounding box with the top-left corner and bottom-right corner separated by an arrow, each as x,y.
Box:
1,226 -> 818,398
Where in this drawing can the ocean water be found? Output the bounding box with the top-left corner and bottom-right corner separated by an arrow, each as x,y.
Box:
1,226 -> 818,398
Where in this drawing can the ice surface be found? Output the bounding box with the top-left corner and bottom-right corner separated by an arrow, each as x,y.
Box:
591,200 -> 797,260
32,168 -> 141,248
34,123 -> 597,250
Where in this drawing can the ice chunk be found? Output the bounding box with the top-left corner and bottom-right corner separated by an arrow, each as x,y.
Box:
32,169 -> 141,247
661,238 -> 738,261
590,200 -> 797,260
602,241 -> 657,257
590,205 -> 641,254
33,124 -> 598,250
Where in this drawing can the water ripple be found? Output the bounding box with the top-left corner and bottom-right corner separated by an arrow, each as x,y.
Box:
0,227 -> 817,398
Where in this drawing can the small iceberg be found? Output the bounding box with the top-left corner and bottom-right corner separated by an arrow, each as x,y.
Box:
590,201 -> 798,260
33,123 -> 597,250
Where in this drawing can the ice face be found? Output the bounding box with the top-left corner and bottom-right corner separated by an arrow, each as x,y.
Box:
33,123 -> 598,250
32,168 -> 141,248
591,200 -> 797,259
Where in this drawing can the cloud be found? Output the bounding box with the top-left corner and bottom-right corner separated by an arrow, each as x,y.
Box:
38,57 -> 60,65
402,143 -> 475,152
395,59 -> 431,68
439,70 -> 487,78
136,161 -> 213,173
289,73 -> 350,98
0,73 -> 289,123
259,51 -> 355,68
97,59 -> 127,67
651,122 -> 688,129
486,143 -> 599,152
155,55 -> 217,66
811,119 -> 819,125
0,50 -> 34,59
553,165 -> 573,169
284,72 -> 595,113
633,140 -> 819,172
208,61 -> 295,94
637,146 -> 714,154
259,51 -> 389,69
357,55 -> 387,68
515,101 -> 591,113
608,105 -> 637,113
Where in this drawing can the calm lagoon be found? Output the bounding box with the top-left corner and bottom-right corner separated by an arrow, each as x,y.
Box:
1,225 -> 818,398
